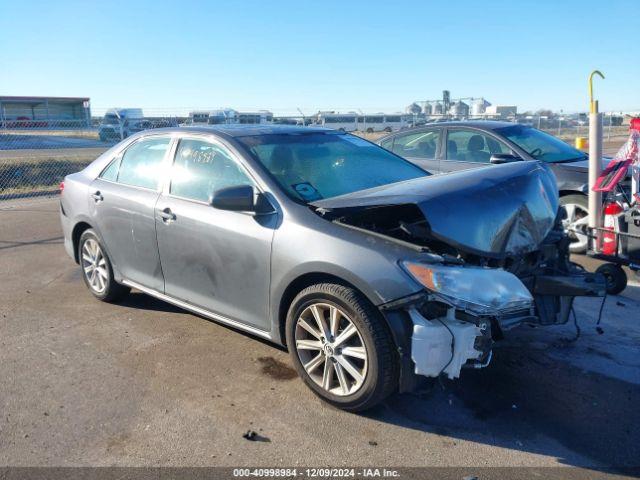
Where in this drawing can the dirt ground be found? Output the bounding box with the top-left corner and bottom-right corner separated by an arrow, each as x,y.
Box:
1,199 -> 639,477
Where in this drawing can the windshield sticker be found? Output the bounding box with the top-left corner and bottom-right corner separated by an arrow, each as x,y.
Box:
343,136 -> 372,147
292,182 -> 323,201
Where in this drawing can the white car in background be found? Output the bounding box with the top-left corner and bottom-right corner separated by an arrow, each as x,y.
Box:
98,108 -> 148,141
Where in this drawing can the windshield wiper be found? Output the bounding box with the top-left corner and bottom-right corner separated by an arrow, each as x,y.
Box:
553,155 -> 588,163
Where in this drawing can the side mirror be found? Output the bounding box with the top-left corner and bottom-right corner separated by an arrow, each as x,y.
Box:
490,153 -> 521,164
210,185 -> 256,212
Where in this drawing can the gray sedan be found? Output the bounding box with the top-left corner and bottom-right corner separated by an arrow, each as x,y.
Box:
60,126 -> 603,411
377,121 -> 622,254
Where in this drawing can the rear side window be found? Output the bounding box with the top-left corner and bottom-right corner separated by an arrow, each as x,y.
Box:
99,158 -> 120,181
379,137 -> 394,150
391,130 -> 440,159
170,139 -> 253,202
117,137 -> 171,189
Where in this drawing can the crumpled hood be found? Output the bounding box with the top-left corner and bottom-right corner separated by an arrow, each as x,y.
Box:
312,161 -> 559,258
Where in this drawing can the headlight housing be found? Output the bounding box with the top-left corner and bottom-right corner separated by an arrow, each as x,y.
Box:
401,261 -> 533,316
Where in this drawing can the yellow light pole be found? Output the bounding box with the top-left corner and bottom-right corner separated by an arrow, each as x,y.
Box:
589,70 -> 605,114
588,70 -> 605,251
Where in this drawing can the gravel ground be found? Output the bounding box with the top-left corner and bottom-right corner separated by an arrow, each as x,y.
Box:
0,199 -> 639,477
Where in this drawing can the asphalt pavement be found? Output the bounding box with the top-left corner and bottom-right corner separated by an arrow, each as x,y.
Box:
1,199 -> 639,475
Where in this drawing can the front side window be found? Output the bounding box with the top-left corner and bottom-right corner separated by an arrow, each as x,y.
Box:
495,124 -> 585,163
170,138 -> 253,202
238,132 -> 426,202
117,137 -> 171,189
391,130 -> 440,159
446,129 -> 509,163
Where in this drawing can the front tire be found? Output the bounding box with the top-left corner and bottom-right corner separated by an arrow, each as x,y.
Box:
285,283 -> 399,412
78,229 -> 130,302
560,194 -> 590,254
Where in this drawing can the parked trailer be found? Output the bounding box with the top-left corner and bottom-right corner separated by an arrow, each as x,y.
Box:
358,114 -> 409,133
315,113 -> 409,132
186,109 -> 274,126
315,113 -> 359,132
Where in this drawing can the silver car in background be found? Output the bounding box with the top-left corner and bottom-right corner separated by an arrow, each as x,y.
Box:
60,126 -> 604,411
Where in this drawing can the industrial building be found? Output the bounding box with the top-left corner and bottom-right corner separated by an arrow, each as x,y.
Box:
0,96 -> 91,128
409,91 -> 517,121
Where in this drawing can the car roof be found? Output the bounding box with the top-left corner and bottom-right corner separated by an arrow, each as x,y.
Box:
417,120 -> 516,130
140,124 -> 332,138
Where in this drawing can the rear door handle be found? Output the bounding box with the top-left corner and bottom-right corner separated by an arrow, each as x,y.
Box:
159,208 -> 176,223
90,191 -> 103,202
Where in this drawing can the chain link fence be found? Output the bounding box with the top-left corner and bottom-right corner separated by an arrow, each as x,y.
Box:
0,109 -> 633,209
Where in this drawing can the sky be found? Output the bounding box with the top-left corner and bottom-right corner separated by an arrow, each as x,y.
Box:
0,0 -> 638,115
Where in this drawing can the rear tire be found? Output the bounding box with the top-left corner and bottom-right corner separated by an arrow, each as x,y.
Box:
596,263 -> 627,295
285,283 -> 399,412
78,229 -> 130,302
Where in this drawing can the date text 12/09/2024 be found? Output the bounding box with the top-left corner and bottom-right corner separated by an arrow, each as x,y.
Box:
232,468 -> 401,478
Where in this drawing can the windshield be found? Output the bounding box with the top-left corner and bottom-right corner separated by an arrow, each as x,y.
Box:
103,114 -> 120,125
495,125 -> 586,163
238,132 -> 427,202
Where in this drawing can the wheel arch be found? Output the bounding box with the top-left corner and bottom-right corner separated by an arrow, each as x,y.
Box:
275,271 -> 386,347
559,189 -> 587,198
71,221 -> 94,263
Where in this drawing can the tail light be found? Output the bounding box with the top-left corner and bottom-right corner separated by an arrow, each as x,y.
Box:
602,202 -> 623,255
59,181 -> 65,193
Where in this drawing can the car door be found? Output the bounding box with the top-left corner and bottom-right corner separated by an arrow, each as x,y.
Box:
380,128 -> 442,173
155,135 -> 277,331
88,135 -> 172,291
441,128 -> 512,173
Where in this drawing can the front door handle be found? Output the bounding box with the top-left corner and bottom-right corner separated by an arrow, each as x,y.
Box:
90,191 -> 103,202
159,208 -> 176,223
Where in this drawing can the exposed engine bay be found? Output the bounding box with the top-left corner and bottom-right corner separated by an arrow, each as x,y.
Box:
312,161 -> 606,383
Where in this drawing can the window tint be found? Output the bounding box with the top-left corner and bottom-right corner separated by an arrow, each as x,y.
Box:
446,130 -> 509,163
100,157 -> 120,182
170,139 -> 253,202
117,137 -> 170,189
379,137 -> 394,151
494,125 -> 585,163
391,130 -> 440,159
238,133 -> 426,202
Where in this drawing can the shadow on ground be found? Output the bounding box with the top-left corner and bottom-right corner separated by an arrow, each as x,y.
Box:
364,323 -> 639,473
117,285 -> 640,473
0,235 -> 63,250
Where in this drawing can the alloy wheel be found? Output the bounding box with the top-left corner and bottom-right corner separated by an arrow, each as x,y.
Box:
81,238 -> 108,294
294,303 -> 368,396
562,202 -> 589,252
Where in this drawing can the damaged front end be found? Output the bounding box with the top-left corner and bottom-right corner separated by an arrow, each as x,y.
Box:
312,161 -> 605,385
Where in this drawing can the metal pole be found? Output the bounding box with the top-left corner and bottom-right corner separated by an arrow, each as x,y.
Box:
587,70 -> 605,253
588,109 -> 603,252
